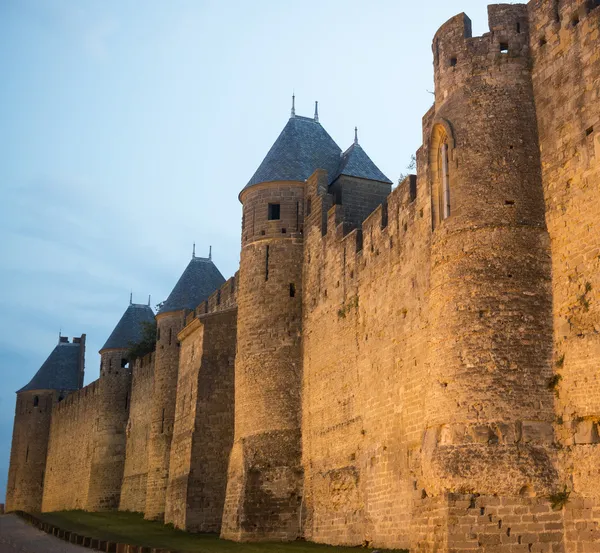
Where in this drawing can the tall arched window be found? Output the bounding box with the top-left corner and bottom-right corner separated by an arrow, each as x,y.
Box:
438,138 -> 451,220
431,123 -> 453,229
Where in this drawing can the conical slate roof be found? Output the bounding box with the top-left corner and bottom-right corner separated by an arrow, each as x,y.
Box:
334,142 -> 392,184
243,115 -> 342,192
18,338 -> 84,393
100,303 -> 155,352
158,256 -> 226,315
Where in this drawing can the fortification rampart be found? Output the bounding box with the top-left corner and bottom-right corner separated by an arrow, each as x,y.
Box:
8,2 -> 600,551
301,152 -> 430,548
186,272 -> 239,326
120,352 -> 155,513
528,1 -> 600,549
42,381 -> 99,511
165,308 -> 236,532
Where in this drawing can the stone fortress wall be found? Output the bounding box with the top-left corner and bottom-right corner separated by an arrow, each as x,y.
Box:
42,380 -> 98,512
5,2 -> 600,552
119,352 -> 155,513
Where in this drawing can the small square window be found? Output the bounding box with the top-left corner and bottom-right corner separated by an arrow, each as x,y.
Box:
500,43 -> 509,54
268,203 -> 280,220
450,57 -> 457,67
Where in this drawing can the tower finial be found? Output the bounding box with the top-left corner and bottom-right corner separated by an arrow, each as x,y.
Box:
192,242 -> 196,259
58,329 -> 62,343
130,291 -> 133,305
291,93 -> 296,118
209,245 -> 212,260
314,101 -> 319,123
148,294 -> 151,307
354,126 -> 358,145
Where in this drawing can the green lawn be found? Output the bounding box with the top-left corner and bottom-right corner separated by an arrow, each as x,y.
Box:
37,511 -> 407,553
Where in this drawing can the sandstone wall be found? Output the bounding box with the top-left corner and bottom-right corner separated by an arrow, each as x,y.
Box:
120,352 -> 155,513
87,354 -> 132,511
301,168 -> 430,549
42,382 -> 98,512
165,308 -> 236,532
328,174 -> 391,229
145,310 -> 185,520
424,4 -> 557,500
528,0 -> 600,549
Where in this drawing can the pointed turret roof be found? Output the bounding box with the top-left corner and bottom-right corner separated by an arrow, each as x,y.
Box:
100,302 -> 155,352
333,141 -> 392,184
18,336 -> 85,393
158,256 -> 225,315
243,114 -> 342,193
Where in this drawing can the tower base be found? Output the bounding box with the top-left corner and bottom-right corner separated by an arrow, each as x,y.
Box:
221,429 -> 303,541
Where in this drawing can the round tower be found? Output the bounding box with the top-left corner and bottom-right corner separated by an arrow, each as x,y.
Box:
145,252 -> 225,521
423,6 -> 557,498
221,107 -> 341,541
6,334 -> 85,513
87,299 -> 154,511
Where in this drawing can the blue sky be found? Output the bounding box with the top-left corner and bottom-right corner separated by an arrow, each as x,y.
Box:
0,0 -> 490,503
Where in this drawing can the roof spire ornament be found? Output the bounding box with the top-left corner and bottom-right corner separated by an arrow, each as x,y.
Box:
354,126 -> 359,145
148,295 -> 151,307
291,93 -> 296,118
130,291 -> 133,305
314,101 -> 319,123
192,243 -> 196,259
209,245 -> 212,260
58,329 -> 62,343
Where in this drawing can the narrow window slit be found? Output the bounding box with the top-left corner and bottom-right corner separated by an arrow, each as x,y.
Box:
265,245 -> 270,281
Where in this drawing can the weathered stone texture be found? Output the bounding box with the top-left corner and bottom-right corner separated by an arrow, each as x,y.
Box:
6,390 -> 56,513
328,174 -> 392,230
165,308 -> 236,532
301,169 -> 429,549
222,183 -> 304,541
87,351 -> 131,511
119,353 -> 154,513
145,311 -> 185,520
529,1 -> 600,548
8,2 -> 600,552
42,383 -> 97,512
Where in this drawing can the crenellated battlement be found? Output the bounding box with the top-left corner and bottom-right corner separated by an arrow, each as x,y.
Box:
528,0 -> 600,57
8,2 -> 600,549
184,271 -> 239,328
304,168 -> 422,305
53,380 -> 99,414
433,5 -> 531,107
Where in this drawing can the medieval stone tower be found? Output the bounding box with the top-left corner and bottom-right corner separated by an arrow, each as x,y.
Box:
6,2 -> 600,552
146,252 -> 225,520
221,103 -> 393,540
6,335 -> 85,513
424,4 -> 557,497
221,108 -> 321,540
87,300 -> 155,511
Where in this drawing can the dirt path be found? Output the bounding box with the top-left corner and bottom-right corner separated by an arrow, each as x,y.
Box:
0,514 -> 89,553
